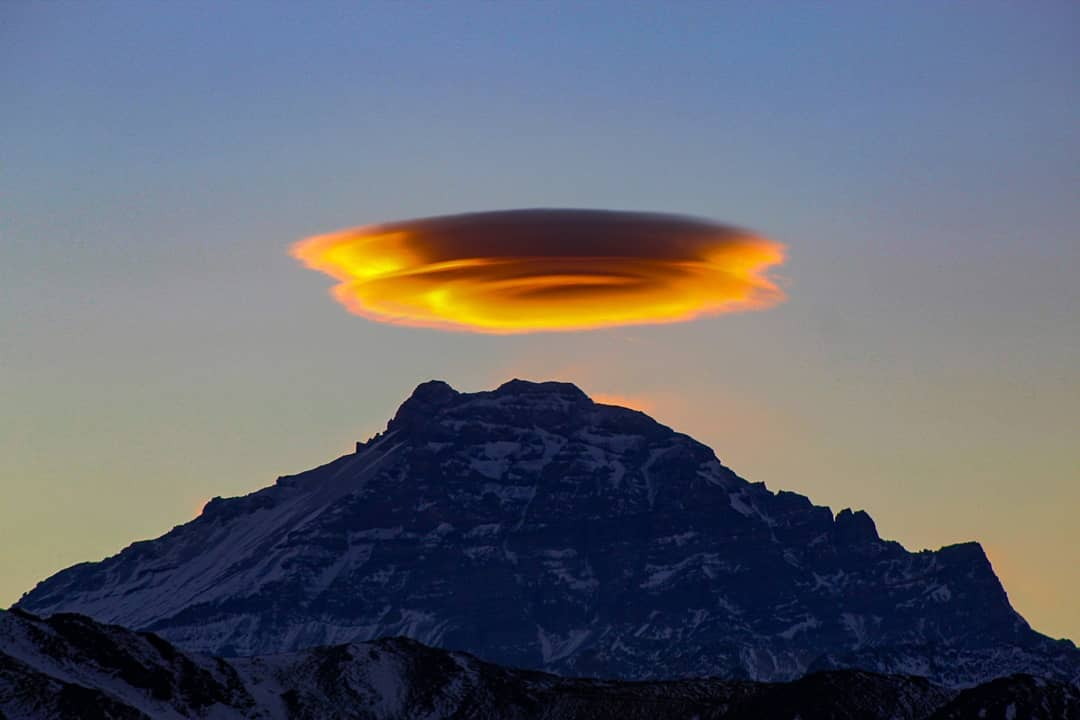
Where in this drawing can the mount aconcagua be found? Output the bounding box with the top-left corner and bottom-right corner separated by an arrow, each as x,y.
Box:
16,379 -> 1080,688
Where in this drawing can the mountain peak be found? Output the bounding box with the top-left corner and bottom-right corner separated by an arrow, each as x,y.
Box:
493,378 -> 590,402
387,379 -> 461,432
388,378 -> 594,436
411,378 -> 459,399
16,378 -> 1077,688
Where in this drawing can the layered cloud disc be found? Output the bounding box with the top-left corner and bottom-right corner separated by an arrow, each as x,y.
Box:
290,209 -> 786,333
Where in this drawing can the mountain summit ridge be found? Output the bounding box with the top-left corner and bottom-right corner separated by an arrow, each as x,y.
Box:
16,379 -> 1080,687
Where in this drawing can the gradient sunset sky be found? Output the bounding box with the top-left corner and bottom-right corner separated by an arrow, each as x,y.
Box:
2,2 -> 1077,640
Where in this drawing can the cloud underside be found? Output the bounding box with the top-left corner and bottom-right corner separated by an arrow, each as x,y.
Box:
291,209 -> 786,333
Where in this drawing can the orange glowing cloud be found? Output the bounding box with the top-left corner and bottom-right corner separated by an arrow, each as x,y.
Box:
291,209 -> 786,333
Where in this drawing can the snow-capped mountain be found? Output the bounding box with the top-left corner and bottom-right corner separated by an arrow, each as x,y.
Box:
4,609 -> 1077,720
16,380 -> 1080,687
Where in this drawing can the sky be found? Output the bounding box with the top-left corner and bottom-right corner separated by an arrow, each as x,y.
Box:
1,2 -> 1077,640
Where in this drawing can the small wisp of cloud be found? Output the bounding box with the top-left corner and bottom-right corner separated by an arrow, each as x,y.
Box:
291,209 -> 786,333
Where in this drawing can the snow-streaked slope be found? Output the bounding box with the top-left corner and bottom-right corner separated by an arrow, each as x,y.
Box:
5,610 -> 1077,720
0,609 -> 254,719
16,380 -> 1080,687
18,608 -> 1080,720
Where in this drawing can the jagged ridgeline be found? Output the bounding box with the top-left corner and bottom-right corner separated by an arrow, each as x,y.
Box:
16,380 -> 1080,688
3,610 -> 1078,719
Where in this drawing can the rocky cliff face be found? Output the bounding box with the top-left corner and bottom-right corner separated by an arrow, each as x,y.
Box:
6,609 -> 1077,720
16,380 -> 1080,687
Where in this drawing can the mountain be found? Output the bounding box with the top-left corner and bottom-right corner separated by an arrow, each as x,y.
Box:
6,609 -> 1078,720
16,379 -> 1080,688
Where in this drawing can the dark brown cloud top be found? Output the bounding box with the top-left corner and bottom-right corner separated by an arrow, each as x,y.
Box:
291,209 -> 786,333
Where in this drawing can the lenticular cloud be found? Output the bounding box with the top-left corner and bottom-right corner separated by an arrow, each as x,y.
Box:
290,209 -> 786,333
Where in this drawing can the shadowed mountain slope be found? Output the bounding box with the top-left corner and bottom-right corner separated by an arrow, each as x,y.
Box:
16,380 -> 1080,687
6,609 -> 1079,720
